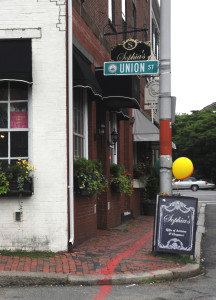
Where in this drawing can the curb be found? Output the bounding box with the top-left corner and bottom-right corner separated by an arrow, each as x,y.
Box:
194,203 -> 206,263
67,263 -> 200,286
0,263 -> 200,287
0,271 -> 68,287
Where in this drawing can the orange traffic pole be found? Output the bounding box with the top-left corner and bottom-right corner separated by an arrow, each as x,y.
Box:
159,0 -> 172,194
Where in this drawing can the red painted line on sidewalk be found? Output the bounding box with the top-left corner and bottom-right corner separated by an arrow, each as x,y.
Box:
93,230 -> 153,300
93,285 -> 112,300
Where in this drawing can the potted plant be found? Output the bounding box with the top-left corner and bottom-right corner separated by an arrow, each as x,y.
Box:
133,162 -> 146,188
110,163 -> 133,196
133,162 -> 146,179
74,158 -> 107,196
0,159 -> 35,197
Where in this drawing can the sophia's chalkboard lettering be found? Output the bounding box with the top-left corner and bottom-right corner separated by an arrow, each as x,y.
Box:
164,214 -> 191,225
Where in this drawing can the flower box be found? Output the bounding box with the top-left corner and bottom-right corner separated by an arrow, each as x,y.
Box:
2,178 -> 33,197
74,158 -> 108,196
74,187 -> 95,197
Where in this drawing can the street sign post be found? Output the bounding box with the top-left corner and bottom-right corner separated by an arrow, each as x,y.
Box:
104,60 -> 159,76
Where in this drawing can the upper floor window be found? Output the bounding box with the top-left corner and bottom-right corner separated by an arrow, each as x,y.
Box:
108,0 -> 115,23
133,3 -> 137,39
109,113 -> 117,164
0,81 -> 29,166
122,0 -> 126,21
152,20 -> 159,59
73,88 -> 88,159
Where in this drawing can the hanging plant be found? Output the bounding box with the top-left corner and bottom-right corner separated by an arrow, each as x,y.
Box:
110,164 -> 133,196
74,158 -> 108,196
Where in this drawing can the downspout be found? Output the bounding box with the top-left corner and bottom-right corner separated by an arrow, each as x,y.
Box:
67,0 -> 74,245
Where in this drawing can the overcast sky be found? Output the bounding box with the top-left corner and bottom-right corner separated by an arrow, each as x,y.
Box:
171,0 -> 216,114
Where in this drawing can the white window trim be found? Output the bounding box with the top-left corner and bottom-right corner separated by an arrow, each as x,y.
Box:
83,90 -> 88,159
0,82 -> 31,164
73,89 -> 88,159
108,0 -> 113,22
0,28 -> 41,39
109,114 -> 117,164
122,0 -> 126,21
28,85 -> 33,163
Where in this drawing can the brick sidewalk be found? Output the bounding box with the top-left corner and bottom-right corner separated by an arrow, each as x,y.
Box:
0,217 -> 183,275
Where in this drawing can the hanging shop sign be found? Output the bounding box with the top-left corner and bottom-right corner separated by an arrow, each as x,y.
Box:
145,79 -> 159,103
154,195 -> 198,255
144,79 -> 159,110
111,39 -> 151,61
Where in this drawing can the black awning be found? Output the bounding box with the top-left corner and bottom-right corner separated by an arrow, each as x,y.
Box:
95,69 -> 140,109
103,96 -> 139,109
73,50 -> 102,98
0,39 -> 32,84
115,108 -> 130,121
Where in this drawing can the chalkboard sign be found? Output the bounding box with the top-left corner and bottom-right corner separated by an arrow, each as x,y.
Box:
154,196 -> 198,255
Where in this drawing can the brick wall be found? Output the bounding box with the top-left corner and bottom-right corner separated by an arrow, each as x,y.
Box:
74,195 -> 97,246
72,0 -> 151,239
131,189 -> 142,217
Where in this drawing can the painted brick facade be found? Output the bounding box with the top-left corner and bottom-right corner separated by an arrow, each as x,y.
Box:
0,0 -> 68,252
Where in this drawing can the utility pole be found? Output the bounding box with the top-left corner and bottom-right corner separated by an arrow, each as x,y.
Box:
159,0 -> 172,194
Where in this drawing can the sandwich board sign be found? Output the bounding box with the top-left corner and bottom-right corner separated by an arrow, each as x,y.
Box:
154,195 -> 198,255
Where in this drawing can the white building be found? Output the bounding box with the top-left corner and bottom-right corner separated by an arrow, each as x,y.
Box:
0,1 -> 68,252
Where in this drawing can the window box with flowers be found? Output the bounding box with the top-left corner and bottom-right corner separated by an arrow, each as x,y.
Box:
0,159 -> 35,197
110,164 -> 133,196
74,158 -> 108,196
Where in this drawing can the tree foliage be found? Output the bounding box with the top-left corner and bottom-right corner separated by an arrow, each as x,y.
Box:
172,109 -> 216,181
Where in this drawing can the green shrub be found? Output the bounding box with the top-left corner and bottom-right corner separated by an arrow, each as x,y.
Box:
142,166 -> 159,200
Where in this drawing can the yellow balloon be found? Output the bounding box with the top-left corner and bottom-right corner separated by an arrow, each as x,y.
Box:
172,157 -> 194,180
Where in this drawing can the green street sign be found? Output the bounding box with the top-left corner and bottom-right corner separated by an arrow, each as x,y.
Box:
104,60 -> 159,76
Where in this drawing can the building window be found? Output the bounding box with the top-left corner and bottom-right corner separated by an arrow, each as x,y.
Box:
73,88 -> 88,159
108,0 -> 115,24
108,0 -> 112,22
109,113 -> 117,164
152,20 -> 159,59
133,3 -> 137,39
0,81 -> 29,167
122,0 -> 126,21
121,0 -> 127,40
